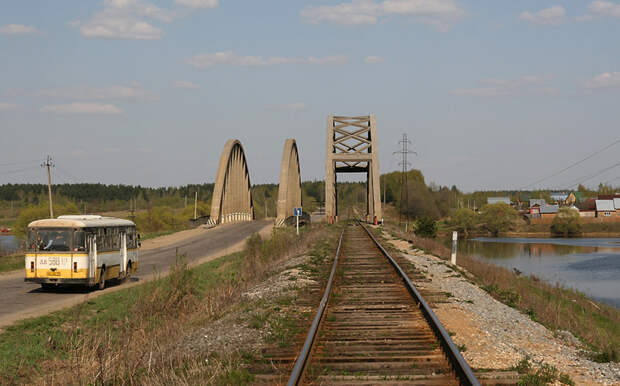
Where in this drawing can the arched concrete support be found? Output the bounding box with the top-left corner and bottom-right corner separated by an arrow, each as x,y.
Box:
209,139 -> 254,225
276,139 -> 302,226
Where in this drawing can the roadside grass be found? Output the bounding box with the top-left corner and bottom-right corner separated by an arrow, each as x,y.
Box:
0,223 -> 329,385
385,224 -> 620,363
0,253 -> 23,273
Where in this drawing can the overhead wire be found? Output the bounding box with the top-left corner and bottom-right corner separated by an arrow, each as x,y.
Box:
561,160 -> 620,190
0,159 -> 41,167
0,166 -> 41,176
517,137 -> 620,190
54,164 -> 79,183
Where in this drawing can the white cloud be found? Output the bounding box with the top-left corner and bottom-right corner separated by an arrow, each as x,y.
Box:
578,1 -> 620,21
451,75 -> 551,96
40,103 -> 123,115
72,0 -> 209,40
520,5 -> 566,25
0,24 -> 39,36
365,56 -> 384,63
0,102 -> 21,111
35,82 -> 156,100
583,72 -> 620,88
186,51 -> 349,68
173,80 -> 200,89
300,0 -> 466,30
78,17 -> 164,40
175,0 -> 218,8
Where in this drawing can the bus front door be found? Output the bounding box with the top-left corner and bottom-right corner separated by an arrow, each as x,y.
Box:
120,232 -> 127,277
88,235 -> 97,284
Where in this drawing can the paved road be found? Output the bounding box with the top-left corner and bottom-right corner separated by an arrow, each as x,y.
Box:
0,220 -> 271,328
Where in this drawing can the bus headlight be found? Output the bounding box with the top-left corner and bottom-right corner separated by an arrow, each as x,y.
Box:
74,262 -> 77,272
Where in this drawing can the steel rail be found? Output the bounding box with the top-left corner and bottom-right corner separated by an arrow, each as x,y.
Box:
287,226 -> 345,386
359,222 -> 480,386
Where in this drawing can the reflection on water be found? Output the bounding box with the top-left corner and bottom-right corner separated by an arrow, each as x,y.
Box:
454,237 -> 620,309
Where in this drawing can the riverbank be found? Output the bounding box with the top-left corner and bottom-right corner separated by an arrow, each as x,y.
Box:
386,224 -> 619,365
380,230 -> 619,385
439,231 -> 620,238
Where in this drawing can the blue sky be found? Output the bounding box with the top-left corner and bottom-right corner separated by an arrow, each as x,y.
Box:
1,0 -> 619,191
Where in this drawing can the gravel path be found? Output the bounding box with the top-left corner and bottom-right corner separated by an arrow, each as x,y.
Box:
384,233 -> 620,386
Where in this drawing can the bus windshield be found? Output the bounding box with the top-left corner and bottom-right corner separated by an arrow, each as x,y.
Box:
35,229 -> 71,252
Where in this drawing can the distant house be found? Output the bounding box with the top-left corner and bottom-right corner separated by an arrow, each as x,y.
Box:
595,200 -> 616,218
615,198 -> 620,210
540,204 -> 559,221
487,197 -> 511,205
550,192 -> 568,204
529,199 -> 546,208
529,204 -> 541,218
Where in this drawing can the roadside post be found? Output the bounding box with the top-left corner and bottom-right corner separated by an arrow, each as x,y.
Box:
451,231 -> 458,265
294,207 -> 302,236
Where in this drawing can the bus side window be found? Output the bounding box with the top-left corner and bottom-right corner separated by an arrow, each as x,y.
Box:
74,231 -> 86,252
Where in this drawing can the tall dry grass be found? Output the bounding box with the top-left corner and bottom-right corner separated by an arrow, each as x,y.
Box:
37,224 -> 330,385
386,224 -> 619,362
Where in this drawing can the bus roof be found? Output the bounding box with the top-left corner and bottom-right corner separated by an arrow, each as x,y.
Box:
28,215 -> 135,228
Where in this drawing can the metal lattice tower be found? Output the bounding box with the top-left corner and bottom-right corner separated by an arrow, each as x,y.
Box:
393,134 -> 416,226
325,115 -> 381,224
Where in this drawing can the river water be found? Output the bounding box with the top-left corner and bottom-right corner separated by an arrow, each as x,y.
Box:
0,235 -> 19,254
455,237 -> 620,308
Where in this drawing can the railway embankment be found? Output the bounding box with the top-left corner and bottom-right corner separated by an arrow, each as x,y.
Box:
0,223 -> 333,385
382,228 -> 620,385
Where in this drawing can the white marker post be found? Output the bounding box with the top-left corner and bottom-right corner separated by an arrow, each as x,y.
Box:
451,231 -> 458,265
294,207 -> 302,236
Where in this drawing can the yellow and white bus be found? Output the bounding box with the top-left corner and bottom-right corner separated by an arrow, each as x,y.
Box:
25,215 -> 139,290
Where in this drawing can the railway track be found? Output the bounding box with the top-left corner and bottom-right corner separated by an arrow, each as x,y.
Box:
287,222 -> 480,385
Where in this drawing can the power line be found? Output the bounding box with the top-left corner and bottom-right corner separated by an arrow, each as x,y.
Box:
0,166 -> 40,175
54,164 -> 79,183
561,160 -> 620,190
518,137 -> 620,190
0,159 -> 40,168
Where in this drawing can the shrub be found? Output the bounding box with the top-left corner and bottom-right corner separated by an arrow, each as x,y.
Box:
480,202 -> 517,236
451,208 -> 477,236
551,208 -> 581,237
14,203 -> 80,239
414,217 -> 437,238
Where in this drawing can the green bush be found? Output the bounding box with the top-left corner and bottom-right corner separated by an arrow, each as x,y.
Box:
451,208 -> 477,236
551,208 -> 581,237
414,217 -> 437,238
14,203 -> 80,239
480,202 -> 517,236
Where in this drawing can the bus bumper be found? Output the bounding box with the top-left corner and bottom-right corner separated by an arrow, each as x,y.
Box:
25,278 -> 94,286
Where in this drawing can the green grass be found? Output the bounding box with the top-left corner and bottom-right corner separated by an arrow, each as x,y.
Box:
0,254 -> 23,273
0,250 -> 246,383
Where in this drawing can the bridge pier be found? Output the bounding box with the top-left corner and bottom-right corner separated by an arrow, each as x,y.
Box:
325,115 -> 381,223
209,139 -> 255,226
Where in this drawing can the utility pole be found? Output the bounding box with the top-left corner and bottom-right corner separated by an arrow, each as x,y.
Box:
393,134 -> 416,230
194,191 -> 198,220
184,195 -> 187,208
42,155 -> 54,219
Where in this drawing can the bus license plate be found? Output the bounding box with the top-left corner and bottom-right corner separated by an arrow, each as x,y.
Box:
47,271 -> 61,276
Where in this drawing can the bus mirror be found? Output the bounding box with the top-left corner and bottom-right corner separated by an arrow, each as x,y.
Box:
137,234 -> 142,247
